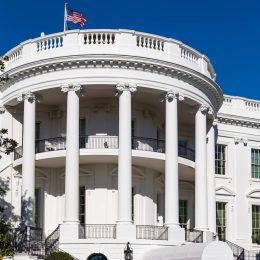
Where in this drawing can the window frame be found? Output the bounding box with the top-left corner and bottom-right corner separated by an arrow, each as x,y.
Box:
251,148 -> 260,179
215,144 -> 227,175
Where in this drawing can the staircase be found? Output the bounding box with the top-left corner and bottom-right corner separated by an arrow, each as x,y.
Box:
225,240 -> 260,260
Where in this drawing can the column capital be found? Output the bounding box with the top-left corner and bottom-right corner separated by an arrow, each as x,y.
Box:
116,83 -> 137,94
17,91 -> 41,103
0,105 -> 6,114
164,91 -> 184,102
61,83 -> 82,93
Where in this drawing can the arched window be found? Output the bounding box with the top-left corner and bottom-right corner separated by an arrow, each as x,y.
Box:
87,253 -> 108,260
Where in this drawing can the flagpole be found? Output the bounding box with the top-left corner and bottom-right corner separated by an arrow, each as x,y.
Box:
64,2 -> 67,32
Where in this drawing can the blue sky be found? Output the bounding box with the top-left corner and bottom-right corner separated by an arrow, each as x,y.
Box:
1,0 -> 259,99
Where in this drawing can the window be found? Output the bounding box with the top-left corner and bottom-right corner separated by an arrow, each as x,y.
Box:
216,202 -> 227,241
215,144 -> 226,175
178,140 -> 188,157
35,122 -> 41,153
179,200 -> 188,229
35,122 -> 41,140
251,149 -> 260,179
252,205 -> 260,243
132,187 -> 135,222
79,119 -> 86,148
79,186 -> 85,225
35,188 -> 41,227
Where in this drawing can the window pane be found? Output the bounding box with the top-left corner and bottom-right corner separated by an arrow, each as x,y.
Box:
216,202 -> 226,241
251,149 -> 260,179
215,145 -> 226,175
252,205 -> 260,243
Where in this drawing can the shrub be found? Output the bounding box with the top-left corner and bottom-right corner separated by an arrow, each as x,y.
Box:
45,252 -> 73,260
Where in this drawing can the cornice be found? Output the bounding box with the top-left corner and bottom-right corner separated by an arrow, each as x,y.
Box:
217,114 -> 260,129
0,54 -> 223,111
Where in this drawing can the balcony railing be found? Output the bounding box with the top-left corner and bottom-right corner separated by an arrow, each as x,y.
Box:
14,135 -> 195,161
136,225 -> 168,240
80,224 -> 116,239
185,229 -> 203,243
2,30 -> 216,80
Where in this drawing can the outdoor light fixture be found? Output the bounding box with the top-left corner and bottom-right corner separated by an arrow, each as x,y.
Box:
124,242 -> 133,260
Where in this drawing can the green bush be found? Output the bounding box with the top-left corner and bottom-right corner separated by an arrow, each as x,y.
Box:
45,252 -> 73,260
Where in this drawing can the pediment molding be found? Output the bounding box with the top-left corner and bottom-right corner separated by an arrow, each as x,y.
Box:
247,189 -> 260,199
216,186 -> 236,197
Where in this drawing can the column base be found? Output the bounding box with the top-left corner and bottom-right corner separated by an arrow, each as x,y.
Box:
116,223 -> 136,240
60,222 -> 79,240
167,226 -> 185,243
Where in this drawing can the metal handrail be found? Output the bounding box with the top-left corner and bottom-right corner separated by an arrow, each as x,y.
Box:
14,135 -> 195,161
136,225 -> 168,240
45,224 -> 60,256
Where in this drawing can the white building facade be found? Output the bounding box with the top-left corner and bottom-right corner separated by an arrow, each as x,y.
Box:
0,29 -> 259,259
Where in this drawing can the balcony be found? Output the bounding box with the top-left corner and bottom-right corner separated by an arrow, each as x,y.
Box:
14,135 -> 195,161
136,225 -> 168,240
2,30 -> 216,80
79,224 -> 116,239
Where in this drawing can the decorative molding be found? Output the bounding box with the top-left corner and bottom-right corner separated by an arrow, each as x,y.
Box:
0,56 -> 222,111
60,83 -> 82,93
247,189 -> 260,199
16,91 -> 41,103
234,137 -> 248,145
216,186 -> 236,197
115,82 -> 137,94
164,91 -> 184,102
0,105 -> 6,114
217,116 -> 260,129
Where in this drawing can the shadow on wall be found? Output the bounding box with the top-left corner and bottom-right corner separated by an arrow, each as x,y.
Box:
21,193 -> 33,228
0,177 -> 19,227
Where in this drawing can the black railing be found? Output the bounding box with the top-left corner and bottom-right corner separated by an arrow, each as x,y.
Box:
185,229 -> 203,243
14,226 -> 44,258
81,224 -> 116,239
136,225 -> 168,240
225,240 -> 245,260
225,240 -> 260,260
45,225 -> 60,256
14,135 -> 195,162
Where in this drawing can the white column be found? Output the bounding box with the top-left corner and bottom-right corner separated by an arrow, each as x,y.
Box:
165,91 -> 181,228
60,84 -> 81,239
62,84 -> 81,223
17,92 -> 37,226
207,122 -> 216,233
116,83 -> 136,226
195,105 -> 209,231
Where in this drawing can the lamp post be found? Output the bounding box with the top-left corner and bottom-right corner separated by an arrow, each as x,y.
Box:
124,242 -> 133,260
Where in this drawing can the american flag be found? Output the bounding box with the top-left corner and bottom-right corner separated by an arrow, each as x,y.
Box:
66,8 -> 87,28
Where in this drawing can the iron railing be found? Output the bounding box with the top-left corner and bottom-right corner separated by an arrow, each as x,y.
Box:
81,224 -> 116,239
45,225 -> 60,256
80,135 -> 118,149
185,229 -> 203,243
14,226 -> 44,258
136,225 -> 168,240
14,135 -> 195,161
225,240 -> 260,260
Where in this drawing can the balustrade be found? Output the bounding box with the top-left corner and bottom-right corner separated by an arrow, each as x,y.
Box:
185,228 -> 203,243
180,47 -> 199,64
83,32 -> 115,45
136,225 -> 168,240
36,36 -> 63,52
1,30 -> 215,79
14,135 -> 195,161
136,35 -> 164,51
81,224 -> 116,239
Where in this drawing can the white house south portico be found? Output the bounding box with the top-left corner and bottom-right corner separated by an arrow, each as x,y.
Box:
3,29 -> 259,260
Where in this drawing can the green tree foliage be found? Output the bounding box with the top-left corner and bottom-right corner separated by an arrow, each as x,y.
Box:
45,252 -> 74,260
0,129 -> 17,257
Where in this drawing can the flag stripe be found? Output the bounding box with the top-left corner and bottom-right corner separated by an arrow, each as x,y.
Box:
66,8 -> 86,28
